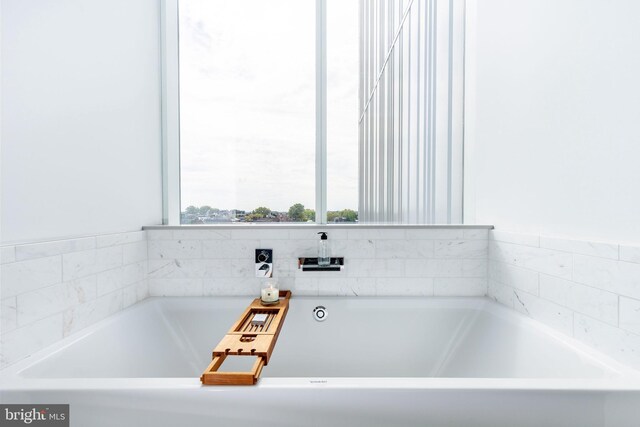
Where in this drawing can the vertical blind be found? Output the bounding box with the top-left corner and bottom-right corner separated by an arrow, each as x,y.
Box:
359,0 -> 465,224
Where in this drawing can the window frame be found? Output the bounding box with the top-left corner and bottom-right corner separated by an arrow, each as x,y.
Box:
160,0 -> 330,225
161,0 -> 468,227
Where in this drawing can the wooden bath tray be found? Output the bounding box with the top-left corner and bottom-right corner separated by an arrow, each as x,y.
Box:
200,290 -> 291,385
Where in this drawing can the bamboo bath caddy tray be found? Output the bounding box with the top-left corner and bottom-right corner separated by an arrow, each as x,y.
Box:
200,290 -> 292,385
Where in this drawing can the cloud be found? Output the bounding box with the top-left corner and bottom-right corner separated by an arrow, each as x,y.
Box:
179,0 -> 359,212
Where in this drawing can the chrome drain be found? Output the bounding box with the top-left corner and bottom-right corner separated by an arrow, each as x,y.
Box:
313,306 -> 328,322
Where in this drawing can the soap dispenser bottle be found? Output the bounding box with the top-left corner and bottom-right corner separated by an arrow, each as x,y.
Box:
318,232 -> 330,267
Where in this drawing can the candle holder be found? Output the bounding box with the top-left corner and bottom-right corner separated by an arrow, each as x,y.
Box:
260,281 -> 280,306
260,299 -> 280,307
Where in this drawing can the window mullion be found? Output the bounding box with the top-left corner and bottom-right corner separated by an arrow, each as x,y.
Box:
161,0 -> 181,225
315,0 -> 327,224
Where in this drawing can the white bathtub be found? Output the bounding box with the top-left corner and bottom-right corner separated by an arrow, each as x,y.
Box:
1,297 -> 639,426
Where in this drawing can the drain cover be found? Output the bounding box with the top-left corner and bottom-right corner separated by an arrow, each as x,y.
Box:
313,306 -> 328,322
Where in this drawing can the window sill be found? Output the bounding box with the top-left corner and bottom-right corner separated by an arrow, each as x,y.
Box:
142,224 -> 494,230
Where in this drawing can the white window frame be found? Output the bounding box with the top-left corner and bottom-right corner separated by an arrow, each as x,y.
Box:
161,0 -> 468,226
160,0 -> 330,225
160,0 -> 181,225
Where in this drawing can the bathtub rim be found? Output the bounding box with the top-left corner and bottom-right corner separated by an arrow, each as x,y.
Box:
2,376 -> 640,392
1,296 -> 640,392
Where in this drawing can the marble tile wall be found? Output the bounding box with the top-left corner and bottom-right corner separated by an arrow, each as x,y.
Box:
0,226 -> 490,369
145,227 -> 489,298
5,225 -> 640,372
0,231 -> 149,368
488,230 -> 640,370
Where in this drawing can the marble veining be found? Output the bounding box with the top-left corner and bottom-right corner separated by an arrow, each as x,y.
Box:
488,229 -> 640,370
1,230 -> 149,368
147,228 -> 489,299
5,225 -> 640,373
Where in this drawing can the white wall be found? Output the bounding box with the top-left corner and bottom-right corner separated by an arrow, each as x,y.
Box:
466,0 -> 640,243
1,0 -> 162,244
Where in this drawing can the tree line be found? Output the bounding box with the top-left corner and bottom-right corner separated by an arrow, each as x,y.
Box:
182,204 -> 357,222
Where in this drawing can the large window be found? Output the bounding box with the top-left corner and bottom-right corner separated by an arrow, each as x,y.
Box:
168,0 -> 464,225
178,0 -> 358,224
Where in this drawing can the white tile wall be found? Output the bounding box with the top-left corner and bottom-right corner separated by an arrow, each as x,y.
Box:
145,227 -> 489,299
6,224 -> 640,374
488,229 -> 640,370
6,225 -> 640,374
0,231 -> 149,368
0,226 -> 489,369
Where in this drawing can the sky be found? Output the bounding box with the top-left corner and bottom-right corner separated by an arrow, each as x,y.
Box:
179,0 -> 359,213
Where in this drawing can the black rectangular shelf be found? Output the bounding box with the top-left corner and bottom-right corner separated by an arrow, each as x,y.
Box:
297,257 -> 344,272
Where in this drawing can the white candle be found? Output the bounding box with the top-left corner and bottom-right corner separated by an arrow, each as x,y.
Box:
261,284 -> 279,303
